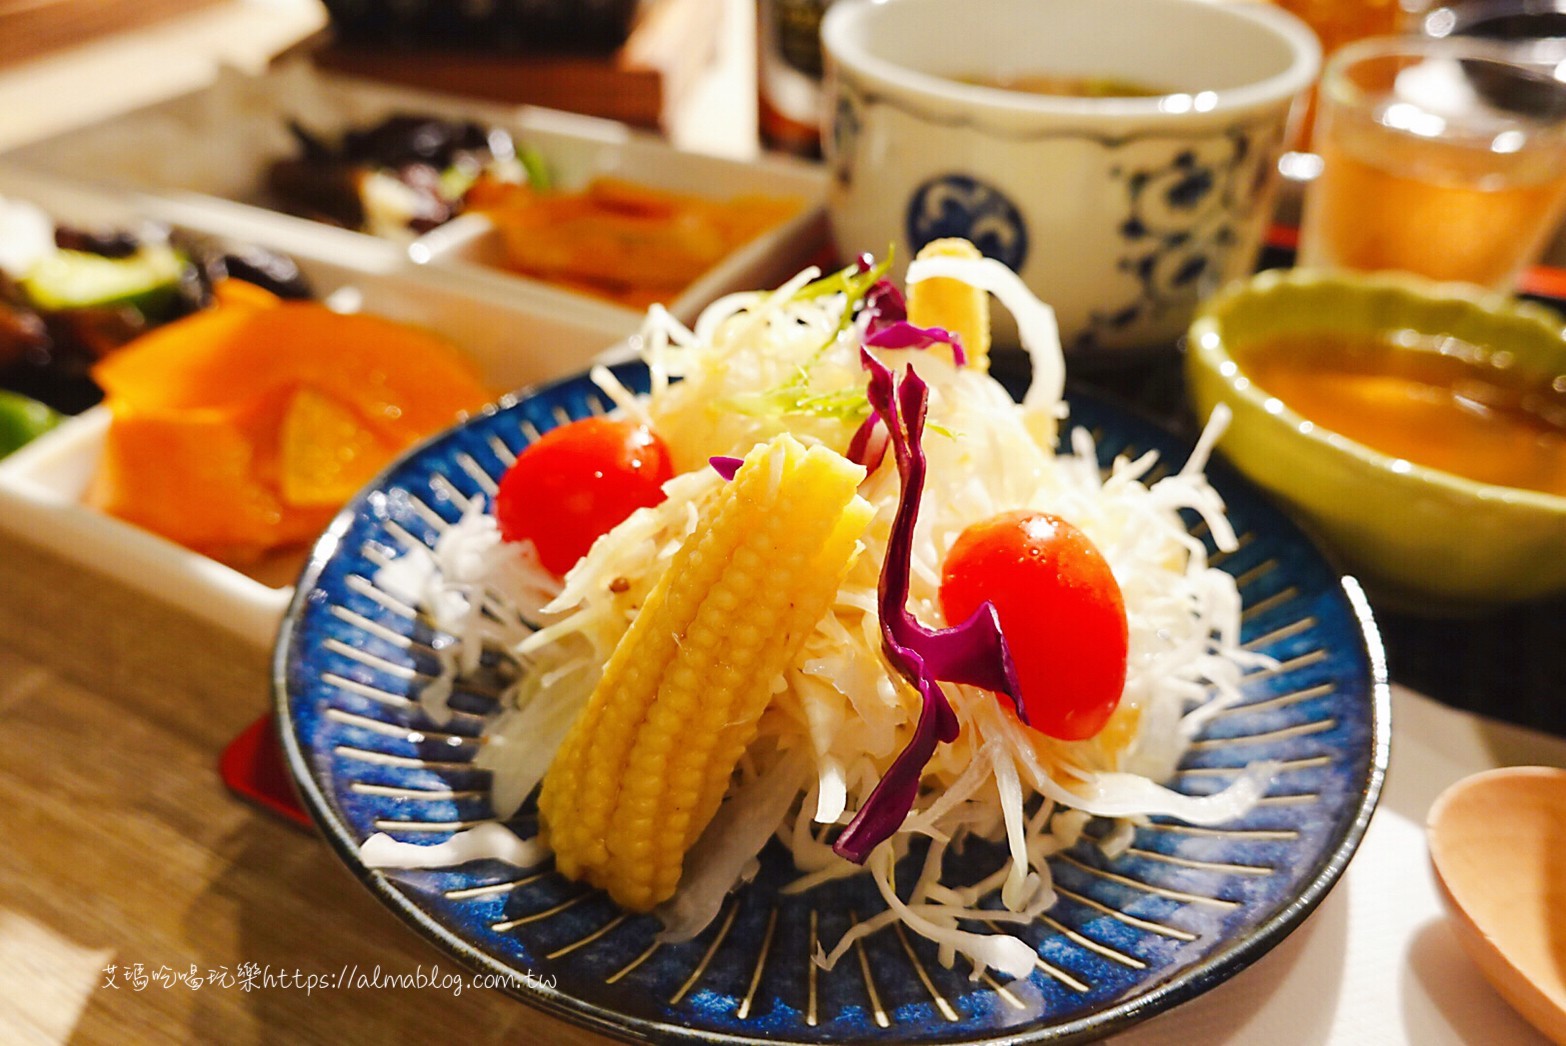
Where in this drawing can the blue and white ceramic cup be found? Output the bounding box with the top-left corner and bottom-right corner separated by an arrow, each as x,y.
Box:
821,0 -> 1320,352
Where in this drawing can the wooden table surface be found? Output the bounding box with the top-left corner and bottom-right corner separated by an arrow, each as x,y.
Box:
3,4 -> 1566,1044
0,537 -> 616,1045
0,0 -> 225,70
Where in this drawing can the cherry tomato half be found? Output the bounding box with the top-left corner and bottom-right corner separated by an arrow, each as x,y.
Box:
938,510 -> 1128,741
494,416 -> 674,575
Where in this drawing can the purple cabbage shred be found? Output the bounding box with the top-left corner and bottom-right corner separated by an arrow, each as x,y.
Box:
862,279 -> 905,326
709,455 -> 744,481
845,411 -> 888,472
832,351 -> 1025,865
859,278 -> 967,366
864,322 -> 967,365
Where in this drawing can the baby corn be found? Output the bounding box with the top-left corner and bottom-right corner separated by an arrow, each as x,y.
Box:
538,434 -> 873,910
907,237 -> 992,372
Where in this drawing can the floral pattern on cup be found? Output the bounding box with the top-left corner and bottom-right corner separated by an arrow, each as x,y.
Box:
820,0 -> 1318,352
827,80 -> 1296,350
905,173 -> 1029,273
829,90 -> 861,188
1080,123 -> 1282,350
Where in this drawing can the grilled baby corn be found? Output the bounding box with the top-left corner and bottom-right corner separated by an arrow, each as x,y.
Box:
907,237 -> 991,371
538,434 -> 873,910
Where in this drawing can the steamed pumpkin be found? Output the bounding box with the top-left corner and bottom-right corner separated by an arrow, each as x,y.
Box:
87,285 -> 492,562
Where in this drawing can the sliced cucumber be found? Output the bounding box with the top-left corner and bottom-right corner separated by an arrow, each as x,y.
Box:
20,243 -> 187,315
0,389 -> 60,458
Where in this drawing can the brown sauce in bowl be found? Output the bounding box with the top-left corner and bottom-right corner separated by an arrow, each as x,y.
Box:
956,74 -> 1169,98
1235,330 -> 1566,497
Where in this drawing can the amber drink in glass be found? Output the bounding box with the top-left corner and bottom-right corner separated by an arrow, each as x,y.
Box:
1298,36 -> 1566,290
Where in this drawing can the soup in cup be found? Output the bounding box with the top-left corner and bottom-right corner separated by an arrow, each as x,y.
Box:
821,0 -> 1320,352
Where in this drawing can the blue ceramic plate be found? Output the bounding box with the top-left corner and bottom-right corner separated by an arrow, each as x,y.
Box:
274,362 -> 1390,1044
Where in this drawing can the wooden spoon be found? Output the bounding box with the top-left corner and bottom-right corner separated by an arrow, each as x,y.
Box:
1428,766 -> 1566,1045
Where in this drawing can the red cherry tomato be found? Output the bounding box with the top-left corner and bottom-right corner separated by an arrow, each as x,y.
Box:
494,416 -> 674,575
938,510 -> 1128,741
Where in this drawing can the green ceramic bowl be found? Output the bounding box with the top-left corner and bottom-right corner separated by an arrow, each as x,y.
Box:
1186,268 -> 1566,611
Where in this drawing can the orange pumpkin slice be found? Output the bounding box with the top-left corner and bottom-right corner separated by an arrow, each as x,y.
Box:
87,395 -> 335,561
88,298 -> 493,562
93,302 -> 491,445
211,278 -> 283,311
279,386 -> 400,507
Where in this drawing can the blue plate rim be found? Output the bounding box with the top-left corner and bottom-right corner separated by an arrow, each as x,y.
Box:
271,363 -> 1392,1045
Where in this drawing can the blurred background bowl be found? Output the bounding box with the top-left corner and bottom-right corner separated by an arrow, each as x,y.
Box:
1423,0 -> 1566,70
1187,267 -> 1566,611
820,0 -> 1319,354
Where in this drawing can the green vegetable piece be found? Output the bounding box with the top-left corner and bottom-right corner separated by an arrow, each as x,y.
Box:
714,251 -> 899,424
518,144 -> 551,192
20,243 -> 186,316
438,165 -> 474,203
0,390 -> 61,458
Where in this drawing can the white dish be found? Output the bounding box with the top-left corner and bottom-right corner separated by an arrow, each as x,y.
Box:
5,62 -> 830,329
0,165 -> 631,650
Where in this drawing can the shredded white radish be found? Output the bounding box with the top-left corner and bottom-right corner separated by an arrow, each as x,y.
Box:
361,823 -> 546,870
655,749 -> 811,943
358,257 -> 1276,980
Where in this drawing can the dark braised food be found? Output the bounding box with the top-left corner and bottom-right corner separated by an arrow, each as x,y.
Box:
0,220 -> 312,414
264,113 -> 542,236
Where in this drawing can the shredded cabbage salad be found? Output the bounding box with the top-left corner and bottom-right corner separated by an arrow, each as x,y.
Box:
364,254 -> 1275,981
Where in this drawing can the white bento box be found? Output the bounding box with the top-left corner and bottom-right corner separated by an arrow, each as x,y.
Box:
4,63 -> 831,332
0,165 -> 633,653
